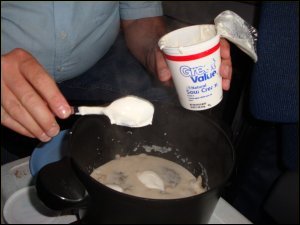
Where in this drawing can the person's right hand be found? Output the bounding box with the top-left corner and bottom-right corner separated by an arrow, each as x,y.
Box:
1,48 -> 72,142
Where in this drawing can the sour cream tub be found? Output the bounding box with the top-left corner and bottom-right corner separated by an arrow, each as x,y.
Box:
159,25 -> 222,110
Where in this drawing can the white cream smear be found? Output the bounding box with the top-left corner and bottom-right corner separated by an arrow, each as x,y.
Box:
75,96 -> 154,128
159,25 -> 216,52
137,171 -> 165,191
90,154 -> 206,199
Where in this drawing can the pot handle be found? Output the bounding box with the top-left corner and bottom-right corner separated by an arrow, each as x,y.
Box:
36,157 -> 89,211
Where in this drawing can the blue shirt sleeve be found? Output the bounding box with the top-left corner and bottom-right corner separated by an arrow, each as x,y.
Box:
119,1 -> 163,20
1,2 -> 164,82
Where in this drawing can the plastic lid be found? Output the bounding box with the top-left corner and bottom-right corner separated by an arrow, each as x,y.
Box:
29,130 -> 69,177
3,186 -> 77,224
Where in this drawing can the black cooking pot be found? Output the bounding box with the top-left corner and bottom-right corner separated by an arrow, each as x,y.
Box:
36,103 -> 234,224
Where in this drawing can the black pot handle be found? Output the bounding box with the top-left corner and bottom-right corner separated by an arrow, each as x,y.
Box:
36,157 -> 89,211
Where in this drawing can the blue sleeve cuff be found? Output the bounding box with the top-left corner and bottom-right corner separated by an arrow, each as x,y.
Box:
120,1 -> 163,20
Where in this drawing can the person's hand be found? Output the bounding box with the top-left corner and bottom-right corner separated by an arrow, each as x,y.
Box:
122,17 -> 174,86
155,38 -> 232,90
219,38 -> 232,90
1,48 -> 72,142
122,17 -> 232,90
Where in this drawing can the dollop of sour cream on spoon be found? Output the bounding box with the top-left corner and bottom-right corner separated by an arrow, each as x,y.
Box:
74,96 -> 154,128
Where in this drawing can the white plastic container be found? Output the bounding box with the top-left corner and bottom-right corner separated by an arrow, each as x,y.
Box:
159,25 -> 222,110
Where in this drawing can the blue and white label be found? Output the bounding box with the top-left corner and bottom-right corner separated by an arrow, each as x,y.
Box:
180,59 -> 217,83
168,56 -> 222,110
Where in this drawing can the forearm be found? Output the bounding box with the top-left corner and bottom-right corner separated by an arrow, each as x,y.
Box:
121,16 -> 166,74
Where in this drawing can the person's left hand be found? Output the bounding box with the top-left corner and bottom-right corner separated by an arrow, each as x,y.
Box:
155,38 -> 232,90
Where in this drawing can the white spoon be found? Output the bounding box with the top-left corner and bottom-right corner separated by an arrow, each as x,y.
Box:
73,95 -> 154,128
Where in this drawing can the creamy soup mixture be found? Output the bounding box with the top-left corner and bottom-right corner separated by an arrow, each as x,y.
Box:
90,154 -> 206,199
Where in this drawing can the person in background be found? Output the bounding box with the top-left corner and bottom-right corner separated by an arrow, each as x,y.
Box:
248,2 -> 298,223
225,2 -> 298,223
1,2 -> 232,143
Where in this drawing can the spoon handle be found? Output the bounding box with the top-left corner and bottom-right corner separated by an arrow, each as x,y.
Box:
73,106 -> 105,115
